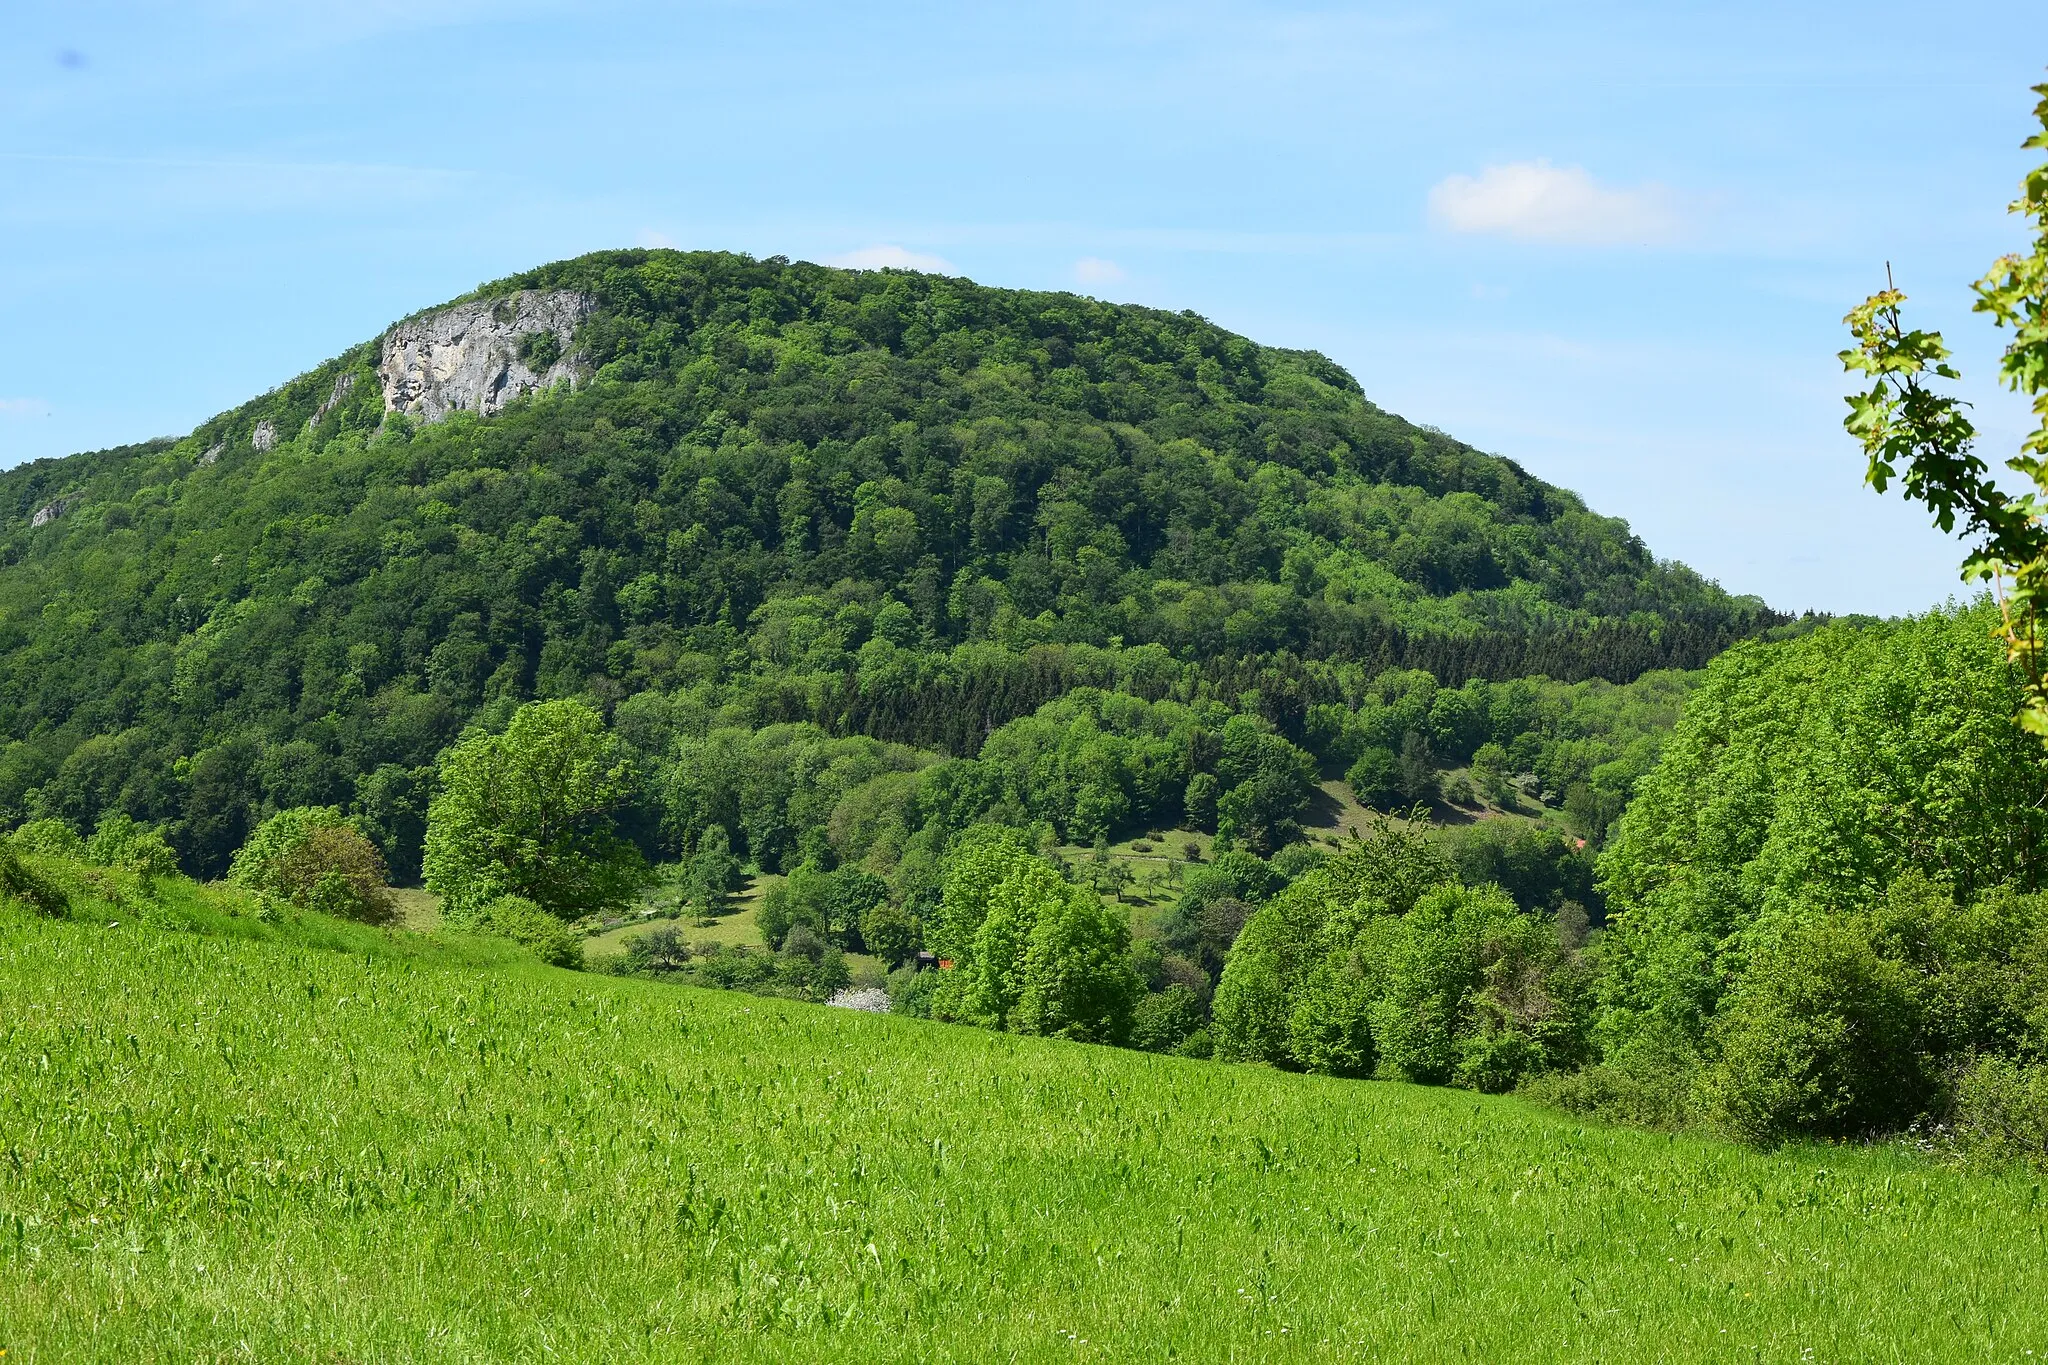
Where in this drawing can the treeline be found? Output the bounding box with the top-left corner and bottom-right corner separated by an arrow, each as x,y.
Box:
634,600 -> 2048,1161
1209,602 -> 2048,1157
0,249 -> 1778,878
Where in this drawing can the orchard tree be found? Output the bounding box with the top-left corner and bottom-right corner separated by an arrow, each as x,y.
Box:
1845,78 -> 2048,731
423,699 -> 646,922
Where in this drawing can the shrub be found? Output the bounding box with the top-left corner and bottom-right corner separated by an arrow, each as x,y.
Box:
12,819 -> 83,859
1268,842 -> 1324,881
888,965 -> 943,1018
1952,1055 -> 2048,1168
1132,983 -> 1206,1053
230,807 -> 395,925
1697,916 -> 1928,1145
88,815 -> 179,881
466,894 -> 585,969
0,845 -> 67,916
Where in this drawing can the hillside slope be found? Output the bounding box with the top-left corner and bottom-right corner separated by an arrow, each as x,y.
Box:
3,901 -> 2042,1362
0,250 -> 1778,873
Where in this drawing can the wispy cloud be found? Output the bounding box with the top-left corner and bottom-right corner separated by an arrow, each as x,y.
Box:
1072,256 -> 1125,285
0,398 -> 51,416
635,228 -> 680,249
824,244 -> 956,274
1428,160 -> 1681,246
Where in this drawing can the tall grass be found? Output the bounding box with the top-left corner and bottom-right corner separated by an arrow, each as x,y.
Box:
2,899 -> 2044,1361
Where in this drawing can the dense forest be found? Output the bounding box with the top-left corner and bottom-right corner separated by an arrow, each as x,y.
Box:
0,250 -> 1777,877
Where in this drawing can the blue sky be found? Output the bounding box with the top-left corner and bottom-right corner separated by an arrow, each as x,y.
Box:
2,1 -> 2041,616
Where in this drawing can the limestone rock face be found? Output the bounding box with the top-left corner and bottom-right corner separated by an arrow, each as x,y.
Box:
30,495 -> 79,529
251,419 -> 278,452
378,290 -> 592,425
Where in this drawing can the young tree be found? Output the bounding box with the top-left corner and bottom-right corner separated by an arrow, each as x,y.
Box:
685,824 -> 745,918
1013,887 -> 1141,1045
423,699 -> 646,922
1845,78 -> 2048,732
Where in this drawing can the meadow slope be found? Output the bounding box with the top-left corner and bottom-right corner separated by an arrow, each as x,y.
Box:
3,907 -> 2043,1363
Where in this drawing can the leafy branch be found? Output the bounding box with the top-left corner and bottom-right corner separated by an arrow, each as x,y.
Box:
1844,78 -> 2048,733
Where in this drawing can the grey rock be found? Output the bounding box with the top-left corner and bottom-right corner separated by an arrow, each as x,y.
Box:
309,371 -> 356,429
197,441 -> 224,467
29,494 -> 79,529
251,419 -> 278,452
379,289 -> 592,425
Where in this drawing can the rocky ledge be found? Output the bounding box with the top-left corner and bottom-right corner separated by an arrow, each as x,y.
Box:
379,289 -> 592,425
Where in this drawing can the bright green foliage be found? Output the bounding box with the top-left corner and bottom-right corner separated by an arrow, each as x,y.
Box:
465,894 -> 586,969
1012,883 -> 1141,1044
0,844 -> 67,915
9,904 -> 2048,1359
1130,982 -> 1206,1053
13,813 -> 178,882
682,823 -> 744,917
962,857 -> 1072,1028
84,813 -> 180,881
1596,604 -> 2048,1059
11,818 -> 84,858
424,699 -> 645,922
1213,824 -> 1585,1093
1589,604 -> 2048,1142
926,823 -> 1036,964
1844,79 -> 2048,732
229,805 -> 395,925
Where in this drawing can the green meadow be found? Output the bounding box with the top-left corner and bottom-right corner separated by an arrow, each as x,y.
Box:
3,899 -> 2043,1363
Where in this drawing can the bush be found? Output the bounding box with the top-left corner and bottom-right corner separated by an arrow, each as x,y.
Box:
459,894 -> 585,968
1132,983 -> 1206,1053
0,845 -> 67,916
12,819 -> 83,859
1346,747 -> 1401,810
1698,916 -> 1927,1145
1953,1055 -> 2048,1168
1268,841 -> 1324,881
888,965 -> 944,1018
88,815 -> 179,881
230,807 -> 396,925
1519,1057 -> 1696,1130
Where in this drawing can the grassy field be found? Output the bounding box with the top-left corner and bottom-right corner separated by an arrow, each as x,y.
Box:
3,901 -> 2045,1361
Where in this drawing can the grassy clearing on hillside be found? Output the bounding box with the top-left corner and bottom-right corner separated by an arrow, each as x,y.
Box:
3,906 -> 2044,1362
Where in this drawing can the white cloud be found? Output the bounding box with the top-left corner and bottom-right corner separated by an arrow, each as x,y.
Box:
0,398 -> 51,416
825,244 -> 955,274
1072,257 -> 1126,285
1428,160 -> 1681,246
635,228 -> 679,249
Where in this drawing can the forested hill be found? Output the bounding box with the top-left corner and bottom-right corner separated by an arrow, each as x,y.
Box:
0,249 -> 1778,874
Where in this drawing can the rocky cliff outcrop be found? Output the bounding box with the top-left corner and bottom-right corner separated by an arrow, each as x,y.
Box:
30,495 -> 79,529
378,290 -> 592,424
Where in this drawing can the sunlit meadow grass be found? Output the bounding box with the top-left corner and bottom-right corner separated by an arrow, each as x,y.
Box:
2,895 -> 2044,1362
